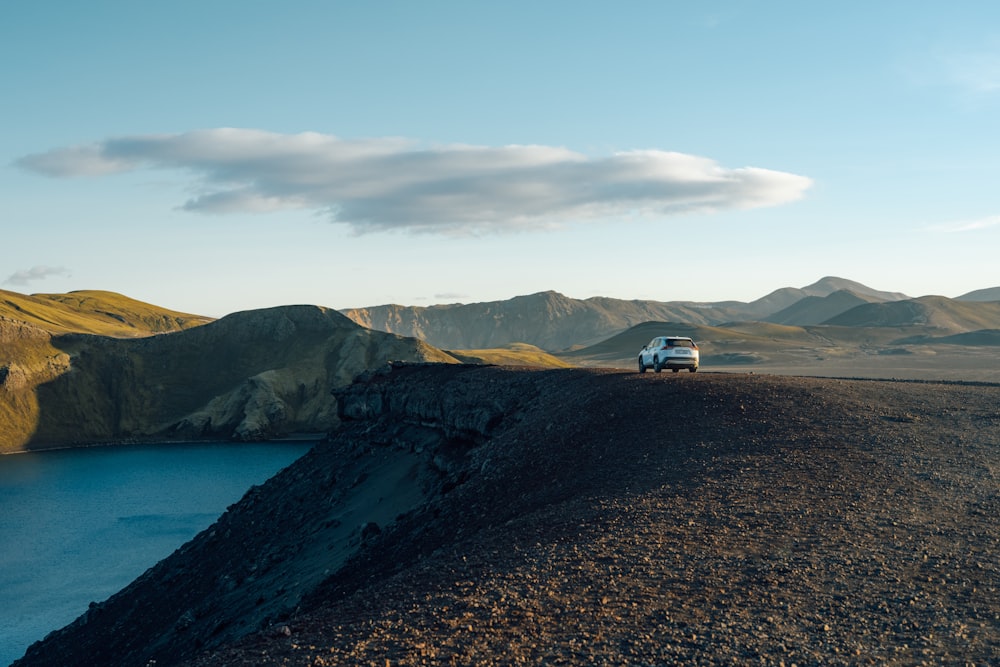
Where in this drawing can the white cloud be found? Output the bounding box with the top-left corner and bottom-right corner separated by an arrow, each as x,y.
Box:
17,129 -> 813,234
4,265 -> 71,286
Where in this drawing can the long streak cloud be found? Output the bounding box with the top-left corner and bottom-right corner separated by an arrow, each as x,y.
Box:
17,129 -> 813,233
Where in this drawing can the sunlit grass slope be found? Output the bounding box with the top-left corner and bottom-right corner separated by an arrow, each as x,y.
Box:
446,343 -> 573,368
0,289 -> 213,337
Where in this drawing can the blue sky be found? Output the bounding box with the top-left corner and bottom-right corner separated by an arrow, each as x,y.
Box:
3,1 -> 999,317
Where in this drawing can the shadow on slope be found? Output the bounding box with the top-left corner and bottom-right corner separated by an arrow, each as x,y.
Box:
24,306 -> 457,450
0,291 -> 213,452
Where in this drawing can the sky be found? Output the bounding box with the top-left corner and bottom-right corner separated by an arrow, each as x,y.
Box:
3,1 -> 1000,317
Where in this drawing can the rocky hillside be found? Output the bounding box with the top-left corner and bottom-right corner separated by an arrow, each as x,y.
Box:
14,365 -> 1000,666
1,303 -> 456,453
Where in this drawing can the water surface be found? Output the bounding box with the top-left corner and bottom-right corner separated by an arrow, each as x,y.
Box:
0,441 -> 311,666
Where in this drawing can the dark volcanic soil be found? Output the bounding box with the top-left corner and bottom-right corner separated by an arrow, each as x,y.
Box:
15,365 -> 1000,666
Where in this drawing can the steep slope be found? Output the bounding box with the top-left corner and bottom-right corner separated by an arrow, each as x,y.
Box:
2,305 -> 457,453
764,289 -> 884,325
13,366 -> 1000,666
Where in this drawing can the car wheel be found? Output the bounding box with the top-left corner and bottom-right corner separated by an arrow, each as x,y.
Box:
653,357 -> 662,373
638,357 -> 646,373
689,367 -> 698,373
672,367 -> 680,373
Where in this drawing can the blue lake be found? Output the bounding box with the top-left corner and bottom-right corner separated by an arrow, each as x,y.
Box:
0,441 -> 312,666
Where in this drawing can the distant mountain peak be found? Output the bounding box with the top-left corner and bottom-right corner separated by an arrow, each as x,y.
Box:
800,277 -> 909,301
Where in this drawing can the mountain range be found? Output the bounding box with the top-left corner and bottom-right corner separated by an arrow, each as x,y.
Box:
2,276 -> 1000,453
340,276 -> 940,351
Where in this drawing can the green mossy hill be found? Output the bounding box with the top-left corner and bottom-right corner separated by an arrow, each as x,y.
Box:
0,289 -> 213,337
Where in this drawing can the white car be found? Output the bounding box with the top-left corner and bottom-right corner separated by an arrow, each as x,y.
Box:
638,336 -> 699,373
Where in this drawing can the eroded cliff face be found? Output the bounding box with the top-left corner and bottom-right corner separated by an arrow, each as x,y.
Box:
4,305 -> 457,452
0,317 -> 72,451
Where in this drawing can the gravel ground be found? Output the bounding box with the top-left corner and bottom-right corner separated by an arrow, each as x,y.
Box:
180,368 -> 1000,667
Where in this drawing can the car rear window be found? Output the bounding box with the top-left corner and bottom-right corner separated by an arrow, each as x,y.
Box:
668,339 -> 693,347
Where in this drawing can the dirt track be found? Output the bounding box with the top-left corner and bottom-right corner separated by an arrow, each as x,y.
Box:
16,367 -> 1000,666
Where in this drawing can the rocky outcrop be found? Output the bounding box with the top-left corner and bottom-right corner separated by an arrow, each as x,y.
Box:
0,362 -> 28,391
339,362 -> 516,441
